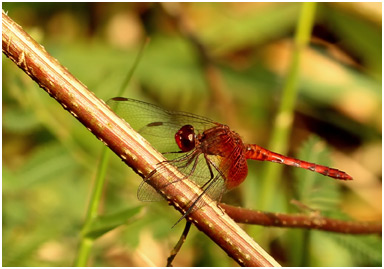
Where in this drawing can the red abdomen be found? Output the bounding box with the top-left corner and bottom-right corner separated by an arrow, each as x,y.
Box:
244,144 -> 352,180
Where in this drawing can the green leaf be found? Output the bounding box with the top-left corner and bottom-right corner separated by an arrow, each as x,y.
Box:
199,3 -> 302,54
324,4 -> 382,75
83,206 -> 143,239
326,233 -> 382,266
3,106 -> 42,133
26,146 -> 75,184
293,135 -> 340,213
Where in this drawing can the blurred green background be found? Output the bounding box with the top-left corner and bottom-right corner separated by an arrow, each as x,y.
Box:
2,2 -> 381,266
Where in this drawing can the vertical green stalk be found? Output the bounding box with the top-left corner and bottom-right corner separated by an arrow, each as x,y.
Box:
74,148 -> 110,266
74,38 -> 149,266
258,3 -> 317,210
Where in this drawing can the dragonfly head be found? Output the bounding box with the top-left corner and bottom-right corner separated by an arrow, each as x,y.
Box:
175,124 -> 196,152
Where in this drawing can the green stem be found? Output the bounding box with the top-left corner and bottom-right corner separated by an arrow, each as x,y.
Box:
117,37 -> 150,97
74,233 -> 95,266
258,3 -> 317,210
73,147 -> 111,266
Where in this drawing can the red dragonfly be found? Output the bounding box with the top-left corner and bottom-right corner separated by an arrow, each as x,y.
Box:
109,98 -> 352,213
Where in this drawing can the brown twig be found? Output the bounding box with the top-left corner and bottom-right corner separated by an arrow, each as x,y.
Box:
2,11 -> 279,267
221,204 -> 382,235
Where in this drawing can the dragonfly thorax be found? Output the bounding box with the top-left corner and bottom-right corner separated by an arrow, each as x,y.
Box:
198,125 -> 246,158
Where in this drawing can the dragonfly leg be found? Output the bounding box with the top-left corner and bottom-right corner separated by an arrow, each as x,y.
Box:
200,154 -> 215,189
201,156 -> 226,216
162,150 -> 201,188
173,154 -> 225,227
166,220 -> 192,266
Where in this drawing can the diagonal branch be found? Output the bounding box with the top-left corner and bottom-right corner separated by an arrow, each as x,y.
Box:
2,10 -> 279,267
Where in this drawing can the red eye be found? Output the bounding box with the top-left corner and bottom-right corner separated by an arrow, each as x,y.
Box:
175,125 -> 196,152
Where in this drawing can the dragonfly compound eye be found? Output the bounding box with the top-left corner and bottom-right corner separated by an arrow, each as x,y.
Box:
175,125 -> 196,152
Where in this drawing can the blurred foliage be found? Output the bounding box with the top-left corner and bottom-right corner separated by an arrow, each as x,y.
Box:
2,2 -> 381,267
294,136 -> 342,213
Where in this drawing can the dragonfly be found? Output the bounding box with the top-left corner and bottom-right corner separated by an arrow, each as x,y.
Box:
109,97 -> 352,216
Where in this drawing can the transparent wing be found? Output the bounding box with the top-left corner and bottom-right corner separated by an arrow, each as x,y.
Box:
136,152 -> 228,207
108,97 -> 218,153
137,180 -> 164,202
